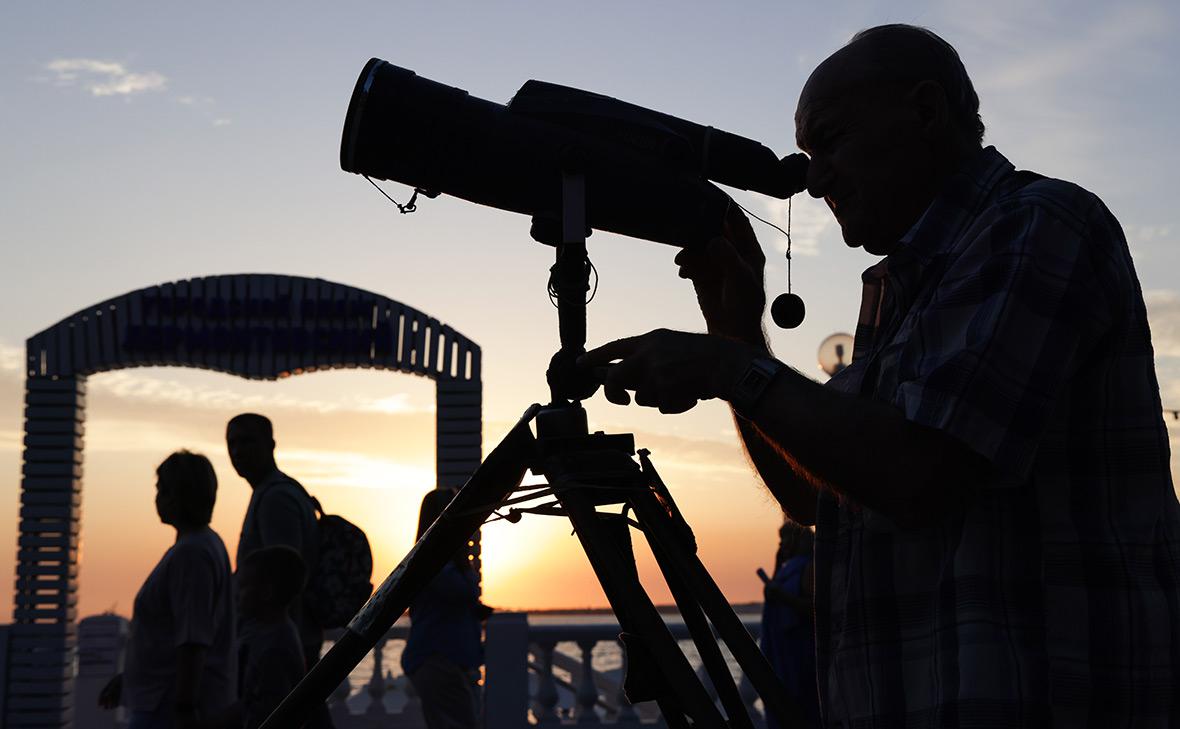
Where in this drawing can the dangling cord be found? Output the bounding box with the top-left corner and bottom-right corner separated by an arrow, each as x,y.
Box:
365,176 -> 423,214
786,196 -> 793,294
733,197 -> 793,293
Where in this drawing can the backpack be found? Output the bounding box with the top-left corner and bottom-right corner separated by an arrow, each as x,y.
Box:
298,489 -> 375,629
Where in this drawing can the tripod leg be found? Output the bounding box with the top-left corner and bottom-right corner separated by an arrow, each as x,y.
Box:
260,407 -> 539,729
630,479 -> 805,729
648,520 -> 755,729
555,481 -> 728,729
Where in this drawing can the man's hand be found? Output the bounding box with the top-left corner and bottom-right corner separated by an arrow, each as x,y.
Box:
580,329 -> 761,413
675,204 -> 767,345
98,672 -> 122,709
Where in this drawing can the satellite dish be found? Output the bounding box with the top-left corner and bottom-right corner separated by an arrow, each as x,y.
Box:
817,333 -> 854,377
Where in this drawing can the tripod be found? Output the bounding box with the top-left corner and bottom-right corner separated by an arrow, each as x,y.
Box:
261,174 -> 805,729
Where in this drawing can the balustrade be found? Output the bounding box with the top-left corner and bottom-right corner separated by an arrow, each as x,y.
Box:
520,615 -> 765,728
66,612 -> 767,729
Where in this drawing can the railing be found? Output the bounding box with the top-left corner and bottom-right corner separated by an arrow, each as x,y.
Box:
63,612 -> 767,729
326,612 -> 766,728
522,615 -> 766,727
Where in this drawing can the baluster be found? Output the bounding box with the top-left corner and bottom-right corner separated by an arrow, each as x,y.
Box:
738,673 -> 762,725
576,639 -> 601,723
615,637 -> 639,724
367,635 -> 388,715
330,675 -> 352,718
533,640 -> 560,724
695,664 -> 719,704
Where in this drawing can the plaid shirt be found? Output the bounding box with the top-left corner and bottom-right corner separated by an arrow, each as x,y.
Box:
817,147 -> 1180,728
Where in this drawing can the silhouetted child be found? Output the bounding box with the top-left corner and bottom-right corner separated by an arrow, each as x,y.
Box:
213,545 -> 308,729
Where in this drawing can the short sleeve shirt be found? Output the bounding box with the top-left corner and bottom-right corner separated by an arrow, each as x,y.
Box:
123,527 -> 236,713
815,147 -> 1180,727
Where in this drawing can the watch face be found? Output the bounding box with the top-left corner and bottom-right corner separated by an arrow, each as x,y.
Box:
733,357 -> 783,418
742,369 -> 770,388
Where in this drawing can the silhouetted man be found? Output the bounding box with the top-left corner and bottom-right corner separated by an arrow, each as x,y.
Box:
582,24 -> 1179,727
227,413 -> 322,671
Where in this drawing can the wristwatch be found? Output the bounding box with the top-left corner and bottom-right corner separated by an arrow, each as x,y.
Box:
729,356 -> 785,420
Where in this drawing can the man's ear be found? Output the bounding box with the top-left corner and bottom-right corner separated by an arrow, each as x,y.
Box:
907,80 -> 950,138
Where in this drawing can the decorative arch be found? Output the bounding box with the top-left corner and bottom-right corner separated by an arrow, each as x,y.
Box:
9,274 -> 482,728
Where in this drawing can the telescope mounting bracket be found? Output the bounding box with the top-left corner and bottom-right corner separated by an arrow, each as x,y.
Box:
532,170 -> 600,404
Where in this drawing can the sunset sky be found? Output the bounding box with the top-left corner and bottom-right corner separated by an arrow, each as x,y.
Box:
1,1 -> 1179,622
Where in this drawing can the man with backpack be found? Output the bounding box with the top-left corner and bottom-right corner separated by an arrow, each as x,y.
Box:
228,413 -> 373,727
227,413 -> 323,670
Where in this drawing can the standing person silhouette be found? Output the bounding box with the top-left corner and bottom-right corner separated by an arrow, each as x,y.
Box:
226,414 -> 322,668
98,451 -> 235,729
581,23 -> 1180,727
758,521 -> 817,729
401,488 -> 488,729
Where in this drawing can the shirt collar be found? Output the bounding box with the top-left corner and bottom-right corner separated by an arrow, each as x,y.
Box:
893,145 -> 1015,267
846,147 -> 1014,367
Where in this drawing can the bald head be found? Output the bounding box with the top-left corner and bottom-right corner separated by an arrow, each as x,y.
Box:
794,25 -> 984,255
803,25 -> 983,143
226,412 -> 277,486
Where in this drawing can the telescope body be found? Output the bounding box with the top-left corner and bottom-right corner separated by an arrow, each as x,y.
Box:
341,59 -> 807,247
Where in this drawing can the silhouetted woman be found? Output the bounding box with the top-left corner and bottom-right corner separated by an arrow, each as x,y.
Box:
98,451 -> 235,729
401,487 -> 489,729
759,520 -> 818,729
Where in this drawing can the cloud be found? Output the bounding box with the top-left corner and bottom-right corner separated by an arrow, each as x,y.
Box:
1145,290 -> 1180,429
0,430 -> 20,453
279,448 -> 434,491
1126,225 -> 1173,246
174,96 -> 230,127
366,393 -> 434,415
1145,290 -> 1180,358
759,196 -> 833,258
933,1 -> 1169,89
929,1 -> 1171,190
973,4 -> 1167,91
45,59 -> 166,97
0,344 -> 23,377
89,370 -> 435,416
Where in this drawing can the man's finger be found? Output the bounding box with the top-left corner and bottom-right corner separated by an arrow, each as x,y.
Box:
603,381 -> 631,406
580,335 -> 643,368
658,397 -> 698,414
633,386 -> 659,408
602,358 -> 643,406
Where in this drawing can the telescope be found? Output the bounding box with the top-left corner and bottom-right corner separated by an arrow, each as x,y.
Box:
259,63 -> 819,729
341,58 -> 809,249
